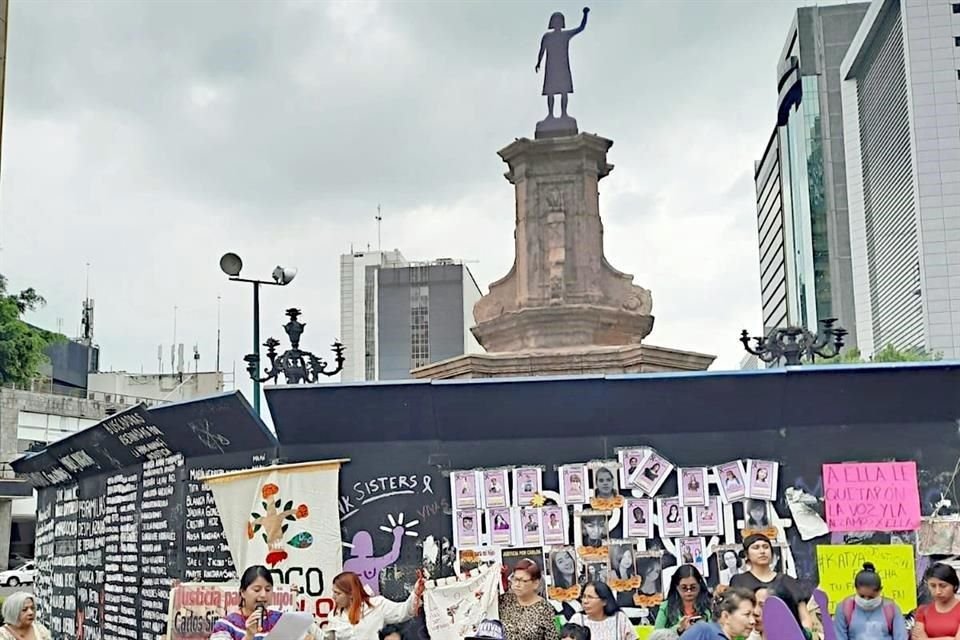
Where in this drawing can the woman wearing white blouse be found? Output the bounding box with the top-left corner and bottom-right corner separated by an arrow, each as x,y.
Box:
327,571 -> 425,640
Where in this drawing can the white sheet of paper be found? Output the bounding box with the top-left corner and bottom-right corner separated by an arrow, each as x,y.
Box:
265,612 -> 315,640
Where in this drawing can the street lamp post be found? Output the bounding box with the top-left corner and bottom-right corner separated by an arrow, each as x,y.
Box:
220,252 -> 298,415
245,308 -> 345,385
740,318 -> 848,366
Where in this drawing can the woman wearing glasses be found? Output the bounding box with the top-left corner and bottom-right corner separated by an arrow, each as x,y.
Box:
500,559 -> 560,640
573,581 -> 637,640
655,565 -> 712,634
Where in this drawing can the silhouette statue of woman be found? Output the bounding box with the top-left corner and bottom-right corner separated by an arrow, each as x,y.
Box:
536,7 -> 589,121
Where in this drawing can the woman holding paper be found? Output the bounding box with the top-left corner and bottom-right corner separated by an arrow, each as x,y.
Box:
327,570 -> 425,640
210,565 -> 320,640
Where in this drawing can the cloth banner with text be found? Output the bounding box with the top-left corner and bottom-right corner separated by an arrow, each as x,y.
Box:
204,460 -> 345,618
424,564 -> 501,640
167,582 -> 299,640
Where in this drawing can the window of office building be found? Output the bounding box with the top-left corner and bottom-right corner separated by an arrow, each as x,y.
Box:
410,284 -> 430,369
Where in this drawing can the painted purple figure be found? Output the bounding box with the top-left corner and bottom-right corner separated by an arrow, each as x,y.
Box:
535,7 -> 589,119
343,526 -> 405,596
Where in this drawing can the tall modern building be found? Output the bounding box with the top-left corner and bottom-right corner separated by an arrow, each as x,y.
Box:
755,4 -> 870,342
841,0 -> 960,359
339,253 -> 483,381
376,260 -> 483,380
339,249 -> 408,382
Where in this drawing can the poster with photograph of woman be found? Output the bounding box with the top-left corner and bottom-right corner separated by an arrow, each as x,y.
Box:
482,468 -> 510,509
520,506 -> 542,545
711,545 -> 744,587
582,561 -> 609,584
677,537 -> 707,576
559,464 -> 588,505
658,497 -> 686,538
454,510 -> 481,548
623,497 -> 653,538
576,510 -> 610,558
714,460 -> 747,503
693,496 -> 722,536
540,505 -> 567,546
589,462 -> 623,510
618,447 -> 649,488
745,459 -> 779,501
487,506 -> 515,546
678,467 -> 708,507
608,542 -> 637,581
547,546 -> 580,601
452,470 -> 480,510
633,552 -> 665,606
740,499 -> 775,537
513,467 -> 542,507
632,451 -> 674,497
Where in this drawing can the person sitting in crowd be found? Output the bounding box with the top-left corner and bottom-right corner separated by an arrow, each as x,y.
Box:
0,592 -> 51,640
378,624 -> 405,640
499,559 -> 560,640
327,570 -> 424,640
560,622 -> 592,640
730,534 -> 814,636
655,565 -> 713,634
835,562 -> 907,640
210,565 -> 320,640
572,581 -> 638,640
913,563 -> 960,640
681,587 -> 756,640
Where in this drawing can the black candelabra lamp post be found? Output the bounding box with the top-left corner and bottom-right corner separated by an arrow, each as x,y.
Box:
740,318 -> 848,366
244,308 -> 346,386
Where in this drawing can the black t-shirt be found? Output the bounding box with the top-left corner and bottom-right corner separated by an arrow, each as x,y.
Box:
729,572 -> 808,603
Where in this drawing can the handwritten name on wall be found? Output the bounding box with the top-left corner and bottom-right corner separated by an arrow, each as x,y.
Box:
823,461 -> 921,532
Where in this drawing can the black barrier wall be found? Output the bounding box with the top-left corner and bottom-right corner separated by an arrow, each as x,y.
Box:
16,365 -> 960,640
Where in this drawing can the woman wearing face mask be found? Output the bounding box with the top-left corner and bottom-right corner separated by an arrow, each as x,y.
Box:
0,593 -> 50,640
729,535 -> 814,635
655,565 -> 713,634
681,588 -> 756,640
913,563 -> 960,640
835,563 -> 906,640
327,571 -> 424,640
499,559 -> 560,640
573,581 -> 637,640
210,565 -> 319,640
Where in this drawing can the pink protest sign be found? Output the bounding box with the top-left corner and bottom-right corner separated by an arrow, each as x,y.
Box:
823,461 -> 921,532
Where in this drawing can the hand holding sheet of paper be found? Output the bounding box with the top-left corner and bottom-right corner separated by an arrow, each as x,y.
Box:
264,611 -> 315,640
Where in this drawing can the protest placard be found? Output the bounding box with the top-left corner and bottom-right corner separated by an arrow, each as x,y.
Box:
816,544 -> 917,613
822,461 -> 921,532
167,582 -> 299,640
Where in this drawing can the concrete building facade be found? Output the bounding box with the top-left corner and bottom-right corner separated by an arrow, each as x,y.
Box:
841,0 -> 960,358
755,3 -> 870,341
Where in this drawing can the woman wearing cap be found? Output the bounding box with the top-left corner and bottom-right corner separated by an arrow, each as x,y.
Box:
729,534 -> 814,637
500,559 -> 560,640
327,570 -> 424,640
573,581 -> 637,640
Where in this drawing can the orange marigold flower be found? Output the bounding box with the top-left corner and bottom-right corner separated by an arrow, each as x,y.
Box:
262,484 -> 279,499
296,504 -> 309,518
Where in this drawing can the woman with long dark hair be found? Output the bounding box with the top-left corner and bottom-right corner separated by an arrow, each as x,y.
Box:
913,563 -> 960,640
327,571 -> 424,640
573,581 -> 637,640
655,565 -> 713,633
209,565 -> 320,640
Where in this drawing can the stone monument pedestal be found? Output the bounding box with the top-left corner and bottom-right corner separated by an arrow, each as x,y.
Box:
411,344 -> 715,380
412,129 -> 715,381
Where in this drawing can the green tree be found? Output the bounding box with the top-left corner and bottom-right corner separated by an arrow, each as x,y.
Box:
817,344 -> 941,365
0,274 -> 62,385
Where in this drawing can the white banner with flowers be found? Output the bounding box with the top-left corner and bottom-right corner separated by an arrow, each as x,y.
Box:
204,460 -> 345,611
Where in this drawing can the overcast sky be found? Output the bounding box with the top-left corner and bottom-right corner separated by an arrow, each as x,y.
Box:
1,0 -> 827,406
